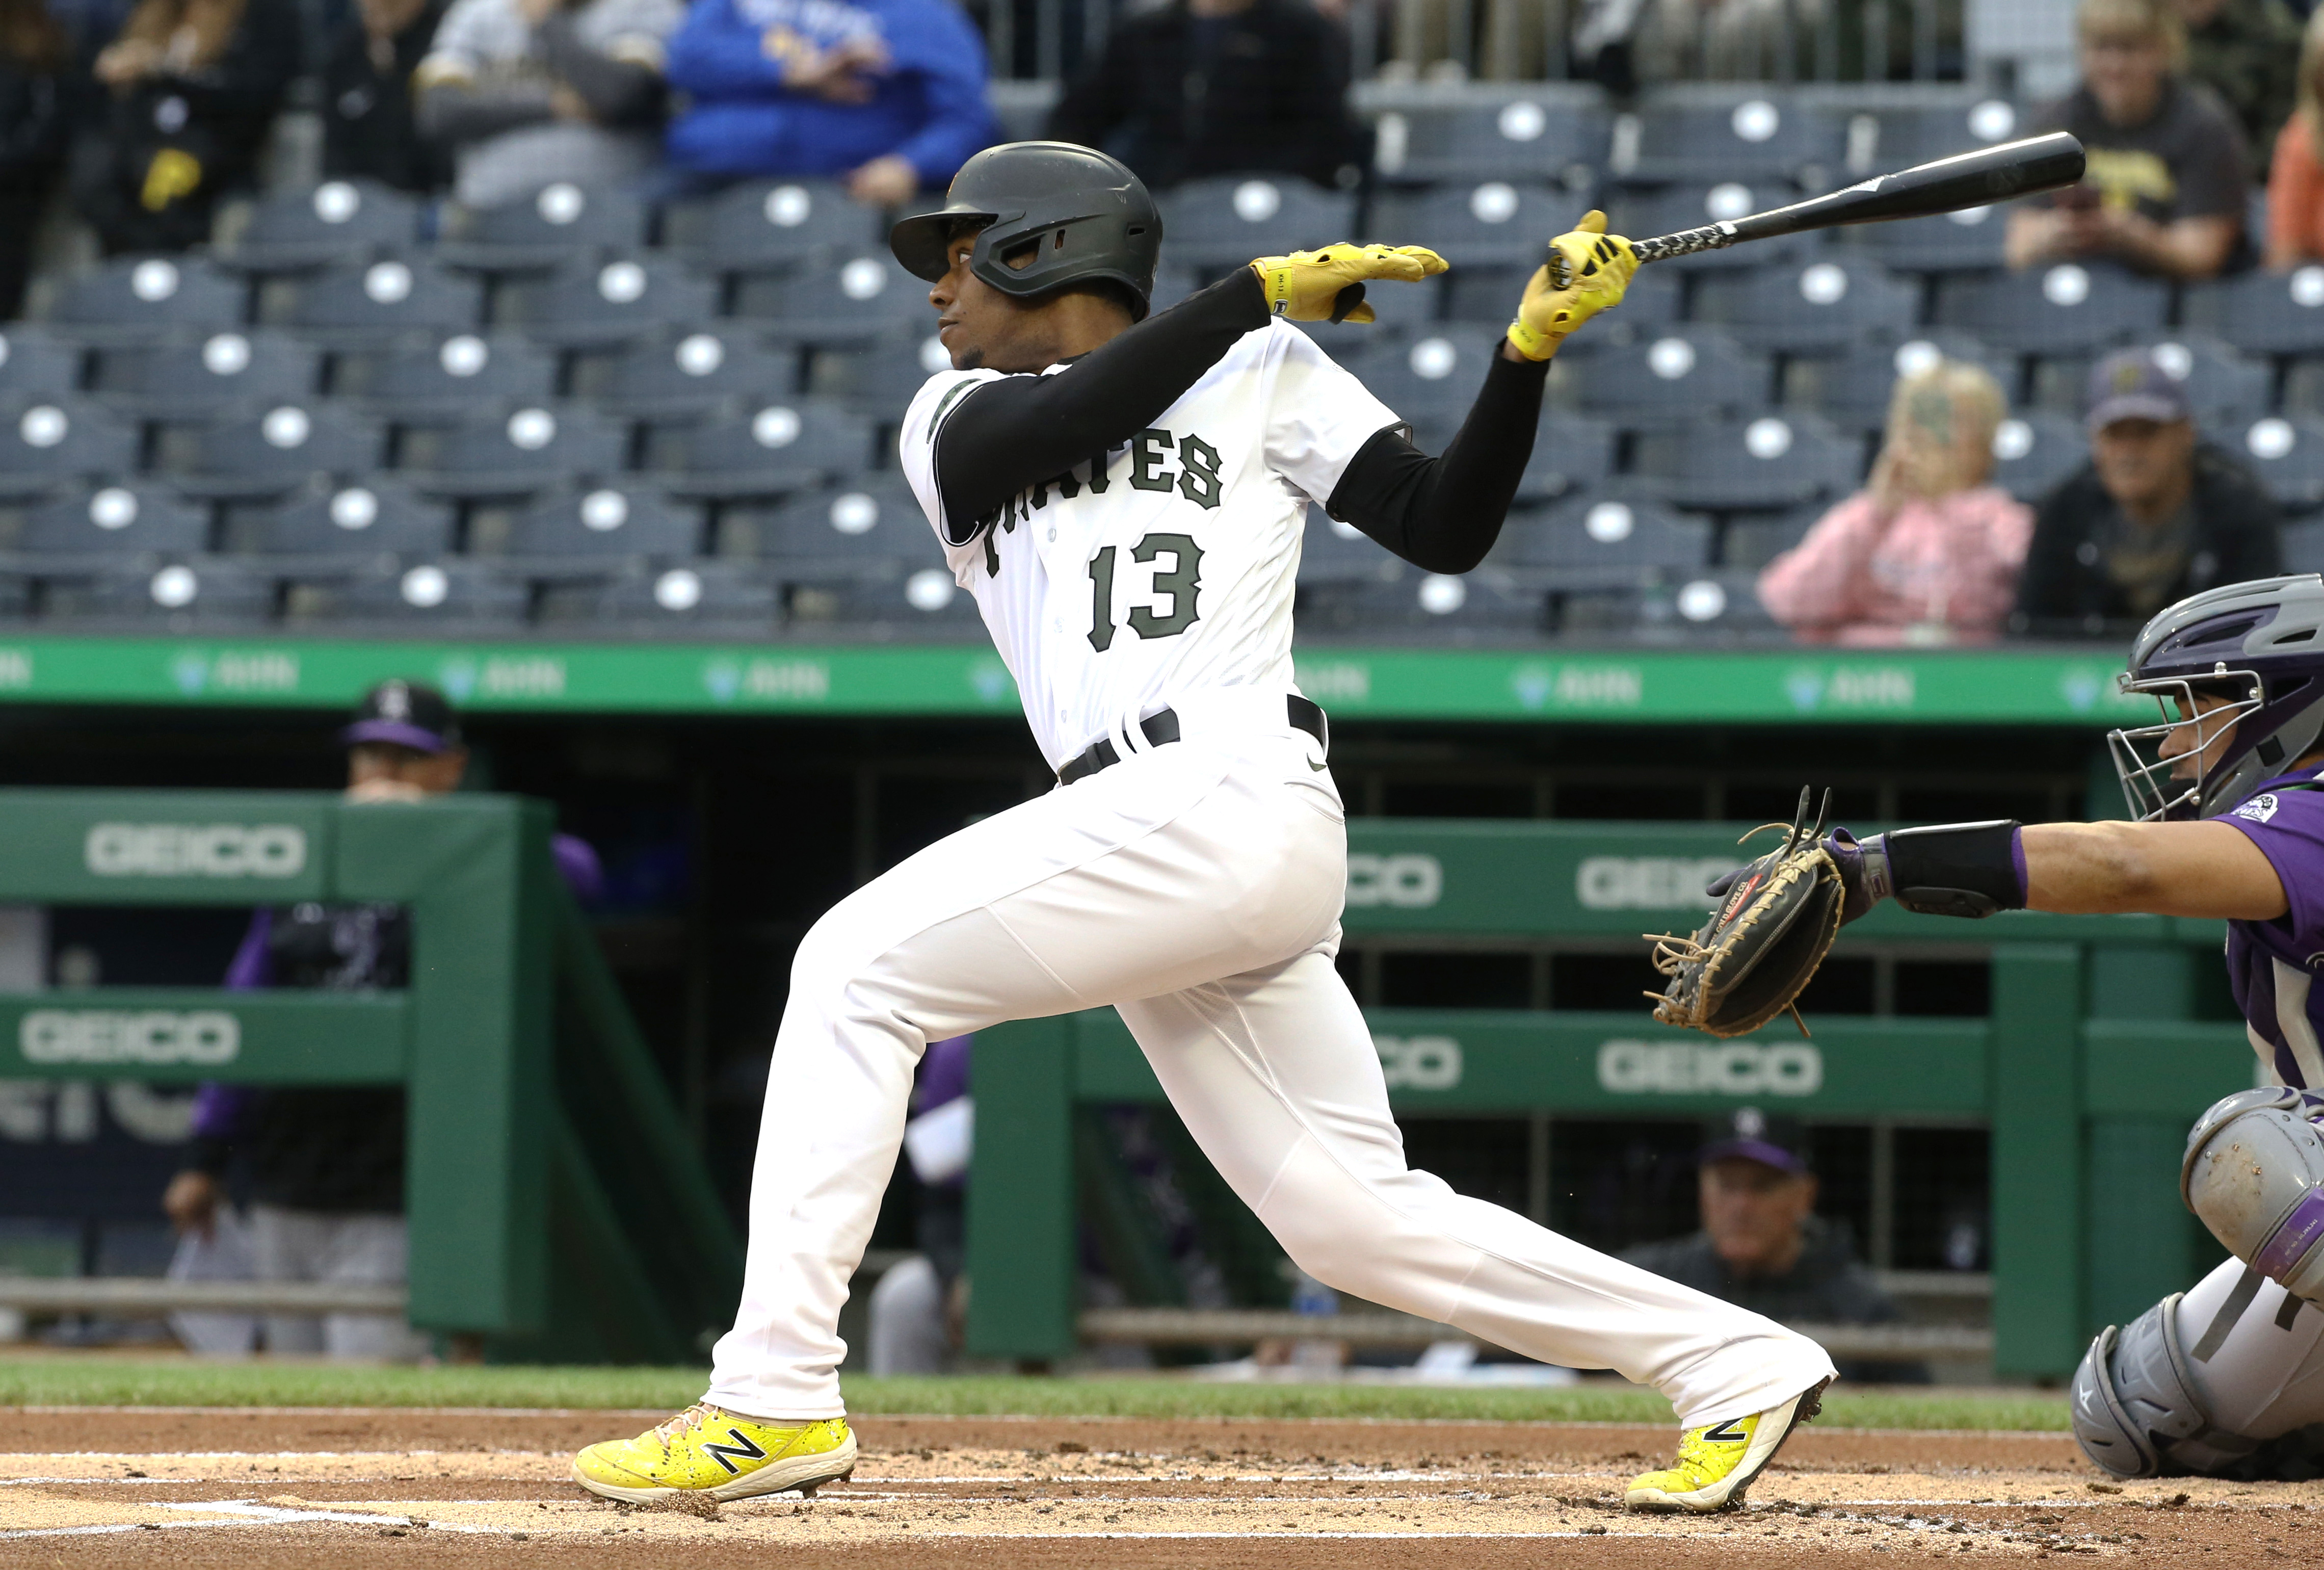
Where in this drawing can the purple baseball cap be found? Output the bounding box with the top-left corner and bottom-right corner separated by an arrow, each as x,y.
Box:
1700,1107 -> 1810,1174
2086,347 -> 2192,434
342,678 -> 460,754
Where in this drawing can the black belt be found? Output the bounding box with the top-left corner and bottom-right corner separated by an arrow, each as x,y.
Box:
1058,695 -> 1327,786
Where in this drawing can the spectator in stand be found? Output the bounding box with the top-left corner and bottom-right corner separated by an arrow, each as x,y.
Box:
413,0 -> 679,210
321,0 -> 452,192
68,0 -> 298,253
0,0 -> 70,316
2265,6 -> 2324,266
1623,1111 -> 1925,1386
2009,0 -> 2248,280
659,0 -> 996,205
1758,359 -> 2033,646
2015,347 -> 2282,636
2179,0 -> 2301,173
1044,0 -> 1364,192
163,681 -> 602,1359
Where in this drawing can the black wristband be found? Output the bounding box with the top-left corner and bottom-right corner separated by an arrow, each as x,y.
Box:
1880,821 -> 2026,919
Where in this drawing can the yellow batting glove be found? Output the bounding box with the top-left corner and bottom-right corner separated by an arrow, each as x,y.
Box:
1250,243 -> 1448,325
1507,210 -> 1638,362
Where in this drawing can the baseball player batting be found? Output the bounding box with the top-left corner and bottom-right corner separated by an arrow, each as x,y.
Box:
572,140 -> 1833,1512
1662,572 -> 2324,1481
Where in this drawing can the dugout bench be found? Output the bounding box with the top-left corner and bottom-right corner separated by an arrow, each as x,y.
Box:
966,819 -> 2257,1379
0,789 -> 740,1362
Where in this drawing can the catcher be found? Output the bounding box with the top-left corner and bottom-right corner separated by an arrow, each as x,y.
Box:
1655,572 -> 2324,1481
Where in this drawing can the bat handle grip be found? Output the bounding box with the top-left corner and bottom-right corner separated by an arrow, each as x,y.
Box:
1630,224 -> 1736,264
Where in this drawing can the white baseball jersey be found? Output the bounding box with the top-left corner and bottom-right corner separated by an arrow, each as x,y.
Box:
898,320 -> 1399,771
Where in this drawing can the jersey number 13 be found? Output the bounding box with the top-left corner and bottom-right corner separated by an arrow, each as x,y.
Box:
1087,532 -> 1203,652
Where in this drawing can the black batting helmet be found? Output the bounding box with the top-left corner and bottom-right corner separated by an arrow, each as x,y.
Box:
890,142 -> 1163,321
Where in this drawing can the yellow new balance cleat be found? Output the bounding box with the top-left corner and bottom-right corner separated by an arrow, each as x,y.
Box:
573,1405 -> 857,1503
1625,1377 -> 1829,1513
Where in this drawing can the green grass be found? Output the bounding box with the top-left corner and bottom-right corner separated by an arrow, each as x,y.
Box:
0,1360 -> 2071,1430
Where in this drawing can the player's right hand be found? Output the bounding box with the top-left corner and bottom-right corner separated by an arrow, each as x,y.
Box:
1507,210 -> 1636,361
1250,243 -> 1448,325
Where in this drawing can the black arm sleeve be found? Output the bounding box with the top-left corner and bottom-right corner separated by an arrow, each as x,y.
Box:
932,268 -> 1271,542
1323,347 -> 1548,573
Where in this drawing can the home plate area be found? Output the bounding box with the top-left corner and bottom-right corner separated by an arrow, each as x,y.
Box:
2,1412 -> 2317,1565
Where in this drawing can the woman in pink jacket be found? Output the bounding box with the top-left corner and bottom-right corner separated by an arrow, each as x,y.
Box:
1757,359 -> 2034,645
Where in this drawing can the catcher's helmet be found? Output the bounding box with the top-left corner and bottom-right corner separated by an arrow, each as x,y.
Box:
889,142 -> 1163,321
2109,574 -> 2324,819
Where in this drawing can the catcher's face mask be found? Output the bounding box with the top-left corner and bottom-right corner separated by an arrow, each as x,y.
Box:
2107,670 -> 2264,821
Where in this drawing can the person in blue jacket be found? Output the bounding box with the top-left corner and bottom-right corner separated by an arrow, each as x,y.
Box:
662,0 -> 998,204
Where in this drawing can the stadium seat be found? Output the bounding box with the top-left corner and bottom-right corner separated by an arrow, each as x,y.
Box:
747,477 -> 928,569
1370,94 -> 1611,185
1845,203 -> 2009,274
1638,568 -> 1782,638
2183,265 -> 2324,357
87,330 -> 322,420
0,327 -> 84,398
45,255 -> 247,344
579,330 -> 804,422
1632,412 -> 1864,508
333,333 -> 559,423
1691,255 -> 1919,354
1548,328 -> 1774,424
1856,96 -> 2022,169
15,483 -> 209,558
1299,566 -> 1542,639
2031,335 -> 2270,430
1722,501 -> 1823,569
497,255 -> 720,349
1933,264 -> 2169,357
1497,491 -> 1711,585
1296,505 -> 1397,583
0,569 -> 29,617
809,331 -> 953,411
1155,177 -> 1358,269
2285,516 -> 2324,574
1445,259 -> 1680,330
504,484 -> 705,559
1785,331 -> 2015,434
1296,276 -> 1445,358
165,402 -> 386,500
736,252 -> 931,347
271,257 -> 485,346
784,560 -> 981,629
398,404 -> 630,498
44,558 -> 273,625
1616,181 -> 1812,271
540,561 -> 779,629
1623,91 -> 1843,184
434,183 -> 650,271
303,559 -> 530,625
0,396 -> 141,498
243,479 -> 453,559
1989,409 -> 2088,501
217,180 -> 425,273
646,399 -> 874,500
1368,183 -> 1592,270
1406,412 -> 1617,502
663,178 -> 888,277
2232,415 -> 2324,510
1352,326 -> 1507,421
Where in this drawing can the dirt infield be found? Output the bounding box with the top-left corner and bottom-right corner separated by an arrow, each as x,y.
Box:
3,1408 -> 2317,1566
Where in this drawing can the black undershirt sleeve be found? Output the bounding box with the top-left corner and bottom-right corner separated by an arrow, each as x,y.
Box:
932,269 -> 1271,544
1324,348 -> 1549,574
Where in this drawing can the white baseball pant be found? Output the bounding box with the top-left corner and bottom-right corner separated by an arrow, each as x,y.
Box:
704,694 -> 1836,1427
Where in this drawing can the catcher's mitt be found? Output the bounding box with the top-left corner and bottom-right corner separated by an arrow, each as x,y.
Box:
1647,787 -> 1845,1039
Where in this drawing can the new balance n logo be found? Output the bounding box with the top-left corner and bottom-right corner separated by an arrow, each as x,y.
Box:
702,1427 -> 769,1475
1701,1420 -> 1751,1444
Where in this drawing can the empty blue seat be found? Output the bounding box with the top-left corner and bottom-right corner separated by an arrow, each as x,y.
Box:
46,256 -> 246,344
46,558 -> 273,626
1846,203 -> 2010,274
1632,413 -> 1864,509
1549,328 -> 1773,424
1722,501 -> 1824,569
1499,491 -> 1711,585
302,559 -> 530,625
1934,264 -> 2168,358
498,256 -> 720,349
219,180 -> 425,273
2184,265 -> 2324,357
808,333 -> 954,411
783,560 -> 979,629
88,330 -> 322,420
0,328 -> 83,398
1691,256 -> 1919,354
753,478 -> 929,570
246,480 -> 453,558
1617,181 -> 1811,271
1156,177 -> 1358,269
167,403 -> 385,500
582,330 -> 804,422
1858,96 -> 2023,168
272,258 -> 485,347
2234,415 -> 2324,509
1624,92 -> 1842,184
16,483 -> 209,558
1368,183 -> 1591,270
664,179 -> 888,277
1990,409 -> 2089,501
333,333 -> 559,423
737,253 -> 932,347
1371,95 -> 1612,185
434,183 -> 650,272
1352,327 -> 1507,422
398,404 -> 630,498
504,484 -> 705,559
647,400 -> 878,499
1405,412 -> 1616,503
1299,567 -> 1542,639
541,562 -> 780,629
0,397 -> 141,498
2285,516 -> 2324,574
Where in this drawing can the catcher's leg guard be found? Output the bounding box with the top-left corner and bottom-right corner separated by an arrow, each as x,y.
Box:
2072,1295 -> 2263,1477
2183,1087 -> 2324,1301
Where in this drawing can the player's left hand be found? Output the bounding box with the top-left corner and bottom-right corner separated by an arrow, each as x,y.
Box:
1249,243 -> 1448,325
1507,210 -> 1636,361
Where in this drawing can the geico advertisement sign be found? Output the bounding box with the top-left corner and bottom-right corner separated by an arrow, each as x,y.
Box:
84,823 -> 307,878
1374,1034 -> 1462,1090
1346,853 -> 1442,908
1597,1038 -> 1823,1097
1575,856 -> 1745,910
18,1009 -> 241,1065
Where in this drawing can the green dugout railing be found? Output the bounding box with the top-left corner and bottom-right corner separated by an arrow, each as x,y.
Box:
966,820 -> 2255,1378
0,789 -> 741,1360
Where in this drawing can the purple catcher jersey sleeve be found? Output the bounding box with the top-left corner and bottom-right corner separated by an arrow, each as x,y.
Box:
2220,775 -> 2324,1086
